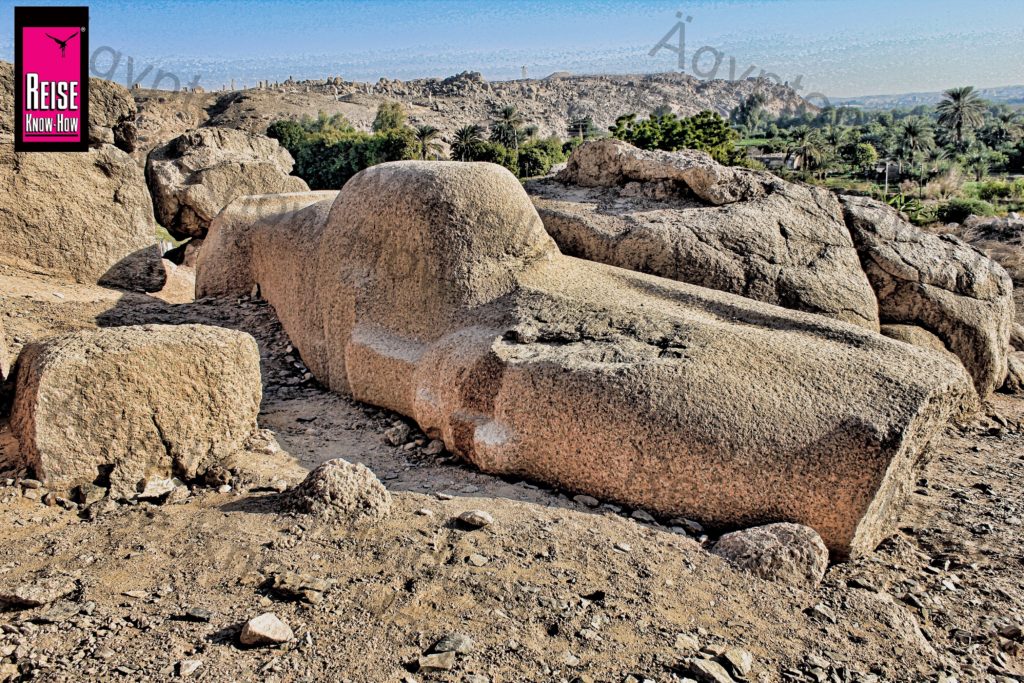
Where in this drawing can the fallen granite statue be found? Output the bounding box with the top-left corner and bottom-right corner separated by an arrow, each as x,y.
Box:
197,161 -> 976,557
526,139 -> 1015,397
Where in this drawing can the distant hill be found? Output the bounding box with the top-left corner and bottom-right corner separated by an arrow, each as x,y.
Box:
132,71 -> 814,161
835,85 -> 1024,110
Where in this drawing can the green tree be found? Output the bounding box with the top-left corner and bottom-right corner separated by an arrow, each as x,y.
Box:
372,100 -> 408,133
937,86 -> 987,152
852,142 -> 878,176
450,124 -> 485,161
414,124 -> 443,160
896,117 -> 935,168
266,119 -> 308,153
490,105 -> 525,150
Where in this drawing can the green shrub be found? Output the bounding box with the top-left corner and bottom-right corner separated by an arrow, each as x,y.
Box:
936,198 -> 996,223
976,180 -> 1012,201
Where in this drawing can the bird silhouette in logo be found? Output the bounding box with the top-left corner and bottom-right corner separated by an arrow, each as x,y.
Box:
45,31 -> 78,58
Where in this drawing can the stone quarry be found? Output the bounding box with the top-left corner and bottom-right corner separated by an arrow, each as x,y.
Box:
0,72 -> 1022,682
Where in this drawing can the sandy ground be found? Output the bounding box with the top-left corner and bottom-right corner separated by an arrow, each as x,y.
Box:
1,264 -> 1022,683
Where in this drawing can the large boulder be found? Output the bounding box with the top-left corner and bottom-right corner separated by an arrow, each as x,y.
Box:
195,191 -> 338,298
528,142 -> 879,329
558,137 -> 772,205
840,196 -> 1014,396
213,161 -> 975,558
146,127 -> 309,240
10,324 -> 261,499
0,139 -> 165,291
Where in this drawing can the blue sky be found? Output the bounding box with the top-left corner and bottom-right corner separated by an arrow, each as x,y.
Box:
2,0 -> 1022,97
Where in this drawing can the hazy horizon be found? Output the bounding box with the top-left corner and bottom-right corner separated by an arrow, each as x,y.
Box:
2,0 -> 1023,100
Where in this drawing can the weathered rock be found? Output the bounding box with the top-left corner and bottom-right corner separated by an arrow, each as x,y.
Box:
432,633 -> 475,654
88,77 -> 137,153
457,510 -> 494,529
840,195 -> 1013,396
196,192 -> 338,298
0,139 -> 165,291
0,575 -> 77,608
879,324 -> 951,355
688,658 -> 736,683
10,324 -> 261,498
146,127 -> 309,240
712,523 -> 830,590
0,318 -> 9,383
558,138 -> 773,205
152,260 -> 196,304
212,161 -> 976,556
286,458 -> 391,522
529,142 -> 879,329
240,613 -> 293,646
1003,353 -> 1024,395
1011,323 -> 1024,352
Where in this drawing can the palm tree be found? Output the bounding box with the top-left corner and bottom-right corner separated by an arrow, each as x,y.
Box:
896,117 -> 935,169
785,126 -> 827,173
414,124 -> 443,160
937,86 -> 987,152
450,124 -> 484,161
490,105 -> 524,150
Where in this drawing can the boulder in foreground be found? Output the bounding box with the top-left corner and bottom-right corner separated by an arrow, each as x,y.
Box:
11,324 -> 261,499
712,523 -> 830,590
221,162 -> 975,557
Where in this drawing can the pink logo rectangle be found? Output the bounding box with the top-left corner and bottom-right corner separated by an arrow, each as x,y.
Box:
14,7 -> 89,152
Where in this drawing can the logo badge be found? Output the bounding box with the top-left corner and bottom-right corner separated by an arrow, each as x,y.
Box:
14,6 -> 89,152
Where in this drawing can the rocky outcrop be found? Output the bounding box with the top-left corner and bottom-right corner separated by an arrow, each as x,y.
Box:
1004,353 -> 1024,395
0,139 -> 165,291
10,324 -> 261,499
146,127 -> 309,240
286,458 -> 392,522
556,138 -> 774,206
196,191 -> 338,298
0,65 -> 162,290
880,324 -> 952,355
840,196 -> 1014,395
208,161 -> 975,557
88,78 -> 138,153
711,523 -> 830,590
1012,323 -> 1024,352
528,141 -> 880,329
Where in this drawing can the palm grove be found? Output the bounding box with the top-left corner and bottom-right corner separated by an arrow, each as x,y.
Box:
268,85 -> 1023,226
